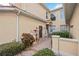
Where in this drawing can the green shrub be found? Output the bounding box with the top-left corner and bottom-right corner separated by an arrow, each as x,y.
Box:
33,48 -> 55,56
52,31 -> 71,38
21,33 -> 35,47
0,42 -> 26,56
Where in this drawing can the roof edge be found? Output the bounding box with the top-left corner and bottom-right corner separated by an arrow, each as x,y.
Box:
63,3 -> 76,24
50,7 -> 63,12
0,5 -> 47,23
39,3 -> 50,12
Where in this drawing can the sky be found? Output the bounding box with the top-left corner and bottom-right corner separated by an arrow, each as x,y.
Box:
44,3 -> 62,10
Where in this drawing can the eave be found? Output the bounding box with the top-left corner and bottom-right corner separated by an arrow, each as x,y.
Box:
39,3 -> 50,12
0,6 -> 47,23
63,3 -> 76,25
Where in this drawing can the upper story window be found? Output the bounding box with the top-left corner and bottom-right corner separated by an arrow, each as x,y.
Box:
50,13 -> 56,21
46,12 -> 48,19
60,9 -> 65,19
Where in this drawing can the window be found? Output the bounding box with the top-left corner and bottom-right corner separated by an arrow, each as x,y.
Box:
46,12 -> 48,19
60,25 -> 69,32
49,25 -> 56,33
52,25 -> 56,32
50,13 -> 56,21
60,9 -> 65,19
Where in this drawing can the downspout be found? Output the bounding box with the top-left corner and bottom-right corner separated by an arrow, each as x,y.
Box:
16,10 -> 20,42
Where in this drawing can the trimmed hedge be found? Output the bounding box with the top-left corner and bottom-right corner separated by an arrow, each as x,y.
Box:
52,31 -> 71,38
33,48 -> 55,56
0,42 -> 26,56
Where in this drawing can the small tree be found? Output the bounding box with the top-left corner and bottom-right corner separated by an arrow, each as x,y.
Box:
21,33 -> 35,47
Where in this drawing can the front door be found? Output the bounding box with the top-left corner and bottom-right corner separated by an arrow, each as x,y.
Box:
39,26 -> 42,38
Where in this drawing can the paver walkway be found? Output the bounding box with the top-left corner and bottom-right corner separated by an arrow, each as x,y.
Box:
16,37 -> 51,56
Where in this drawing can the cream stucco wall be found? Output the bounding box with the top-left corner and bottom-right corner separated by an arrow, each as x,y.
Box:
0,12 -> 46,44
52,35 -> 78,56
70,4 -> 79,39
59,39 -> 78,55
0,12 -> 17,44
19,14 -> 46,38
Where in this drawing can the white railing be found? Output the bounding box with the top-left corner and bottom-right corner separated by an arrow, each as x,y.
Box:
52,35 -> 79,56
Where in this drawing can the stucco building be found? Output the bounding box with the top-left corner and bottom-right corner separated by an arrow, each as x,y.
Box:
0,3 -> 70,45
0,3 -> 50,44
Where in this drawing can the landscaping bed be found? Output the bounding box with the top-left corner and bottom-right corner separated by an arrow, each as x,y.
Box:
0,42 -> 26,56
33,48 -> 55,56
0,33 -> 35,56
52,31 -> 71,38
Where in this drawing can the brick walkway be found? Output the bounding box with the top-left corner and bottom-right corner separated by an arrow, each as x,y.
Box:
16,38 -> 51,56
